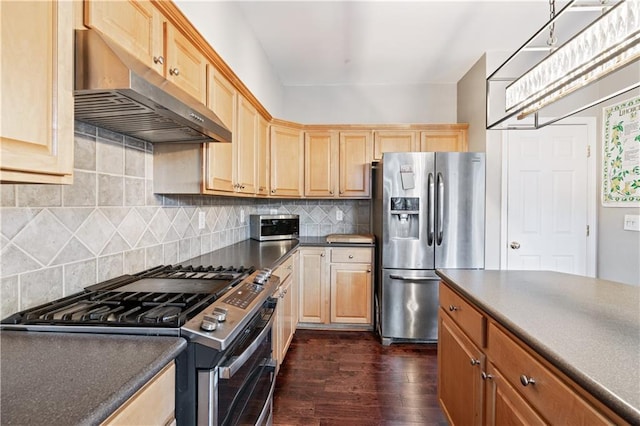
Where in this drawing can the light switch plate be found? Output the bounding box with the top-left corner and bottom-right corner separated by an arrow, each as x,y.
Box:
623,214 -> 640,231
198,211 -> 206,230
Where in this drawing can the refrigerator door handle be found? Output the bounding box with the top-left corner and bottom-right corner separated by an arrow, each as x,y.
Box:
428,172 -> 434,246
389,274 -> 437,281
437,172 -> 444,245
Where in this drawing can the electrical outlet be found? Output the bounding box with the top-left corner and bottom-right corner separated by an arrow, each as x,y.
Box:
336,209 -> 343,221
270,209 -> 278,215
623,214 -> 640,231
240,209 -> 245,223
198,211 -> 206,230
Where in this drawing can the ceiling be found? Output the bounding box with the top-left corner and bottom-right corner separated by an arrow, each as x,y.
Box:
234,1 -> 572,87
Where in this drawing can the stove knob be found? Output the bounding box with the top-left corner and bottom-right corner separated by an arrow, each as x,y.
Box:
200,315 -> 218,331
253,273 -> 267,285
262,268 -> 272,278
213,307 -> 227,322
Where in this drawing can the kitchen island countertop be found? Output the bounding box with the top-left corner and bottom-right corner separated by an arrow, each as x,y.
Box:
0,331 -> 186,425
436,269 -> 640,424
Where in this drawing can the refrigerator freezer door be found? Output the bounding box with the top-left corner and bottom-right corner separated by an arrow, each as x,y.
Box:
380,268 -> 439,342
435,152 -> 485,269
381,152 -> 435,270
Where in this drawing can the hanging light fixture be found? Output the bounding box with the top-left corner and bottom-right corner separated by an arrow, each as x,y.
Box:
487,0 -> 640,130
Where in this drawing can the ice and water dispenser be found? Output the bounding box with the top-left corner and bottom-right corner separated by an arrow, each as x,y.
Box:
389,163 -> 421,239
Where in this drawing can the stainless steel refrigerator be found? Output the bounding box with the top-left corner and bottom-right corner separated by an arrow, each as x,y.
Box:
372,152 -> 485,344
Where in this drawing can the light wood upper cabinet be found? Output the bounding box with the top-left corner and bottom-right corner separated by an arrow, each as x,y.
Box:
305,131 -> 338,197
373,130 -> 417,160
84,0 -> 163,74
270,124 -> 304,197
205,68 -> 236,193
164,21 -> 207,105
304,130 -> 371,198
256,117 -> 270,196
86,0 -> 206,105
235,97 -> 258,194
339,131 -> 372,198
420,125 -> 468,152
1,0 -> 74,184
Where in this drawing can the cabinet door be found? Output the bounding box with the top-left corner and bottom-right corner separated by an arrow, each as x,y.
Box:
84,0 -> 164,75
298,248 -> 328,324
484,362 -> 546,426
373,130 -> 417,160
205,68 -> 236,193
420,128 -> 468,152
438,311 -> 484,426
270,125 -> 304,197
1,0 -> 74,184
256,117 -> 270,196
329,263 -> 372,324
305,131 -> 338,197
280,276 -> 295,360
339,131 -> 372,198
236,97 -> 257,194
165,22 -> 207,105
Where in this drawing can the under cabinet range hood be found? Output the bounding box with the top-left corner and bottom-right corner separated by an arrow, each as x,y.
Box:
74,29 -> 231,144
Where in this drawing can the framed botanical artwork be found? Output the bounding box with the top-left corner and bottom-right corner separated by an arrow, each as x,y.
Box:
602,95 -> 640,206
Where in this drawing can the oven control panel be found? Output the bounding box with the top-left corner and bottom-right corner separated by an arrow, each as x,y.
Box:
181,269 -> 280,350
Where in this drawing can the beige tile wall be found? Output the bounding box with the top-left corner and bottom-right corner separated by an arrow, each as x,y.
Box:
0,122 -> 370,318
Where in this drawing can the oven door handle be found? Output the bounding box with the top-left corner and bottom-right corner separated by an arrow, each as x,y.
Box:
219,311 -> 276,379
255,359 -> 277,425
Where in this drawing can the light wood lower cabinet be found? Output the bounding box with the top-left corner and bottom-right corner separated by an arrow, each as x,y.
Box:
438,312 -> 484,426
298,247 -> 373,328
272,253 -> 298,372
101,362 -> 176,426
438,281 -> 624,425
1,0 -> 74,184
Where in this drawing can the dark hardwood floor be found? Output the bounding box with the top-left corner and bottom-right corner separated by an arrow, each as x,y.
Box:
272,329 -> 448,425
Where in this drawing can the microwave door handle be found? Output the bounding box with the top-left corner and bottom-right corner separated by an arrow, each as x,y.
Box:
437,172 -> 444,246
428,172 -> 434,246
218,309 -> 276,379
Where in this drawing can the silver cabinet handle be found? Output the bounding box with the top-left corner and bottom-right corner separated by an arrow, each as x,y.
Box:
448,305 -> 458,312
169,67 -> 180,76
481,372 -> 493,381
330,190 -> 334,195
510,241 -> 521,249
348,255 -> 354,259
520,375 -> 536,386
153,55 -> 164,65
470,358 -> 480,366
320,252 -> 325,257
271,189 -> 276,194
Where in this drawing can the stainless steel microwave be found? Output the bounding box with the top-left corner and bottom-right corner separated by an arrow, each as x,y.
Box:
250,214 -> 299,241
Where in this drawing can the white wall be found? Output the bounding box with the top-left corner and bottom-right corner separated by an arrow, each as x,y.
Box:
283,83 -> 456,124
173,1 -> 285,116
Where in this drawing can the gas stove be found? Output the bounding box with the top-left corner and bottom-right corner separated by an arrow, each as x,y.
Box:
1,264 -> 256,331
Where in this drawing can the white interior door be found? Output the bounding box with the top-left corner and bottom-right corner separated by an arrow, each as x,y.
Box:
505,124 -> 591,275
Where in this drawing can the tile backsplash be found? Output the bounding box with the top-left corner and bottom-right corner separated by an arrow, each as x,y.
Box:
0,122 -> 370,318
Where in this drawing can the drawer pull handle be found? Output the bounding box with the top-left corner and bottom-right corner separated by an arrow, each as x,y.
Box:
448,305 -> 458,312
349,255 -> 354,259
153,55 -> 164,65
520,375 -> 536,386
169,67 -> 180,76
470,358 -> 480,366
481,372 -> 493,381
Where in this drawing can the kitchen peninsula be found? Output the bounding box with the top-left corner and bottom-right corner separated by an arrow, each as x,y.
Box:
436,269 -> 640,424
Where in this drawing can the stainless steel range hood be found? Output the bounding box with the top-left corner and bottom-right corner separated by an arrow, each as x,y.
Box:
74,29 -> 231,144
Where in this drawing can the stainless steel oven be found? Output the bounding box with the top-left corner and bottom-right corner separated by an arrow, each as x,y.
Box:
1,264 -> 281,426
195,298 -> 276,425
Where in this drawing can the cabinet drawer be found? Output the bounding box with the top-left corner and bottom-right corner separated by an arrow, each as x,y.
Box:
330,247 -> 371,263
273,255 -> 294,282
487,323 -> 612,425
439,283 -> 485,348
102,362 -> 175,425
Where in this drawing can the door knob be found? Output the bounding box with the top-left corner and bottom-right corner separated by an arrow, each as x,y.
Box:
510,241 -> 521,249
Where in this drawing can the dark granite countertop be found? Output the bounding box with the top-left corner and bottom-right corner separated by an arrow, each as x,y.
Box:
0,331 -> 186,425
436,269 -> 640,424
